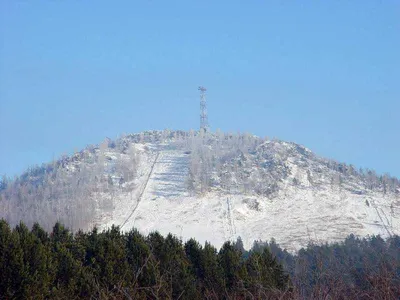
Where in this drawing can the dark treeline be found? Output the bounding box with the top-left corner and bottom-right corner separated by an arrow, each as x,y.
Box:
0,220 -> 399,299
0,220 -> 289,299
253,234 -> 400,299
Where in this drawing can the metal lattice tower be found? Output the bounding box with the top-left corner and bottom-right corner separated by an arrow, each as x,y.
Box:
198,86 -> 209,132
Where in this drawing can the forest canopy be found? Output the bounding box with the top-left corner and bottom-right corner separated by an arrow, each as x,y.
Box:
0,220 -> 399,299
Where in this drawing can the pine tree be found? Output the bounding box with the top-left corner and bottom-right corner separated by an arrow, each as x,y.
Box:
202,242 -> 225,298
125,228 -> 159,297
148,232 -> 199,299
0,220 -> 25,298
218,241 -> 248,294
14,222 -> 53,298
246,248 -> 290,294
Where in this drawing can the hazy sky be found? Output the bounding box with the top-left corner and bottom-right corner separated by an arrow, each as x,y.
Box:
1,1 -> 399,178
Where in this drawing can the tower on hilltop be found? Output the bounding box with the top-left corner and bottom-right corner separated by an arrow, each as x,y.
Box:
198,86 -> 209,132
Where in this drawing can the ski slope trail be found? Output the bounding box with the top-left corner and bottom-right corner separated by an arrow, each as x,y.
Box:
118,145 -> 230,244
145,147 -> 190,201
226,197 -> 237,241
121,145 -> 192,232
120,152 -> 160,230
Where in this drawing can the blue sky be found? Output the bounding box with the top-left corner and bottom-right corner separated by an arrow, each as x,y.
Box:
1,1 -> 399,178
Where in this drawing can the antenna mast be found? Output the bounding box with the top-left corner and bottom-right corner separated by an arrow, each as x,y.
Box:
198,86 -> 209,132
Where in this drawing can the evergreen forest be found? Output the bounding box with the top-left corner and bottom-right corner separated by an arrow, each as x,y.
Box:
0,220 -> 399,299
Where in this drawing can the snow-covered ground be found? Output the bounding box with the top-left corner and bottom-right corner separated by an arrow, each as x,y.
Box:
99,142 -> 400,252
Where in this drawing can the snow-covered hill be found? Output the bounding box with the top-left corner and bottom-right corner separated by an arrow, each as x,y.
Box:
1,130 -> 399,251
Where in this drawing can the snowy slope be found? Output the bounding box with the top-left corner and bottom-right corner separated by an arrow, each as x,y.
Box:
97,138 -> 400,252
2,130 -> 399,252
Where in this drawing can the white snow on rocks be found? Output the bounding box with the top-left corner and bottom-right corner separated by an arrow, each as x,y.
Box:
98,141 -> 400,252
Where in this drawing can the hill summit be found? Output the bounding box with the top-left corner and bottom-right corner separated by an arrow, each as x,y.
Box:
1,130 -> 399,251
